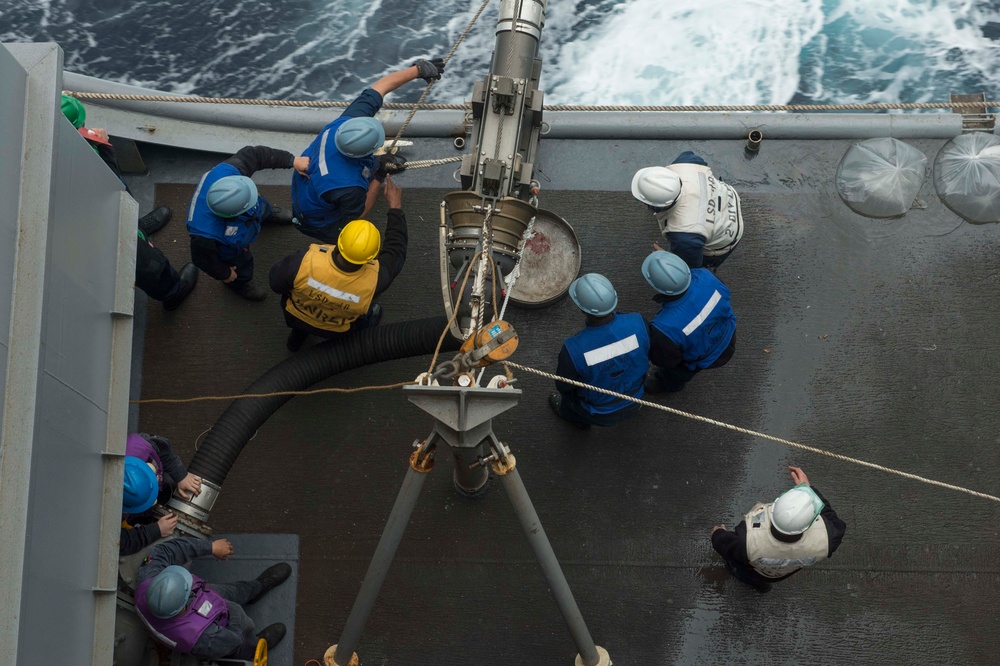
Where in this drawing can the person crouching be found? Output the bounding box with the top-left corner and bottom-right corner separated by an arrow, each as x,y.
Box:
269,175 -> 407,351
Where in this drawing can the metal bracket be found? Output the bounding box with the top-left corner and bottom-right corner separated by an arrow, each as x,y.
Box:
481,159 -> 506,197
491,76 -> 518,115
951,93 -> 995,131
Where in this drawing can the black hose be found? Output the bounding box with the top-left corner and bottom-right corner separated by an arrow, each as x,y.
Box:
187,316 -> 460,486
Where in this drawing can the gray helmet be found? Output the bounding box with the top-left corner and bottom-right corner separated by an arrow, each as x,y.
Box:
206,176 -> 258,218
145,565 -> 193,619
642,251 -> 691,295
335,117 -> 386,158
569,273 -> 618,316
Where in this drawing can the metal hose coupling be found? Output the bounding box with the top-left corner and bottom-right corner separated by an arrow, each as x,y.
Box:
746,129 -> 763,152
166,477 -> 223,525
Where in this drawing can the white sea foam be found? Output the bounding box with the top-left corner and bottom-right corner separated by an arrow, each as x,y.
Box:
2,0 -> 998,106
541,0 -> 825,105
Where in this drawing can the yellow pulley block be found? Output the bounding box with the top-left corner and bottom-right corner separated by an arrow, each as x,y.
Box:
253,637 -> 268,666
459,320 -> 519,367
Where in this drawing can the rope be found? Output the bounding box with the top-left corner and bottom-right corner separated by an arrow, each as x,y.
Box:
130,381 -> 410,404
402,155 -> 463,170
384,0 -> 492,154
425,250 -> 480,376
503,361 -> 1000,504
62,91 -> 1000,112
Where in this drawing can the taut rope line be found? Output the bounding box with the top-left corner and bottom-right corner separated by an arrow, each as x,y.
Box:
62,92 -> 1000,113
501,361 -> 1000,504
133,358 -> 1000,504
384,0 -> 493,154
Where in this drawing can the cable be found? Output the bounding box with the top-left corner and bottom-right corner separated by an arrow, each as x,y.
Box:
131,381 -> 410,405
62,91 -> 1000,112
503,360 -> 1000,504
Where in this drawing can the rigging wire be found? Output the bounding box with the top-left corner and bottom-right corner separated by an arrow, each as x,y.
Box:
134,358 -> 1000,505
63,92 -> 1000,113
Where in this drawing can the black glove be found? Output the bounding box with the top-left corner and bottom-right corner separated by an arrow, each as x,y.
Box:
413,58 -> 445,82
376,153 -> 407,181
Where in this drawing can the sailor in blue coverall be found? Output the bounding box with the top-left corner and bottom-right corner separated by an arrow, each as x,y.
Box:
642,251 -> 737,392
291,58 -> 445,243
550,274 -> 650,429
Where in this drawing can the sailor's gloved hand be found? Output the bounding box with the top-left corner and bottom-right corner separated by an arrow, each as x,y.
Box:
379,152 -> 407,174
413,58 -> 445,82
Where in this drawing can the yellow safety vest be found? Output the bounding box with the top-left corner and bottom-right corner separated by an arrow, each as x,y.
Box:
285,244 -> 379,333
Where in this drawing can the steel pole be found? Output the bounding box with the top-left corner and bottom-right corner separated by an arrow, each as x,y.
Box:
498,466 -> 601,666
332,456 -> 431,665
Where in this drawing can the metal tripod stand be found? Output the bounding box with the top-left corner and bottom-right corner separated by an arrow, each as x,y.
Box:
327,382 -> 611,666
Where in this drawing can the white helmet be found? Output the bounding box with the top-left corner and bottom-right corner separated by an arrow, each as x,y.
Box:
769,486 -> 823,535
631,167 -> 682,207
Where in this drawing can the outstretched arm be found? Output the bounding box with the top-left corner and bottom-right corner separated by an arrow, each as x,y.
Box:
371,58 -> 445,97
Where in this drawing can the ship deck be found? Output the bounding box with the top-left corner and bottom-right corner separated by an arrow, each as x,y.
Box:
127,136 -> 1000,666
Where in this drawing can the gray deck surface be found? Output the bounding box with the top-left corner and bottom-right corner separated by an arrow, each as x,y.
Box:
131,138 -> 1000,665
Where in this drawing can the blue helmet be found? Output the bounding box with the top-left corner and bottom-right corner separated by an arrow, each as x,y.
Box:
146,565 -> 194,619
569,273 -> 618,316
123,456 -> 158,514
642,251 -> 691,296
206,176 -> 258,218
335,117 -> 386,158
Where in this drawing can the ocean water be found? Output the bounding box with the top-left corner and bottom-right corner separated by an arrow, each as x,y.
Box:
1,0 -> 998,106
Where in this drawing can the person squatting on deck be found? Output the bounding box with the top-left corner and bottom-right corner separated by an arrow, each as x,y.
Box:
270,176 -> 408,351
120,433 -> 203,556
711,466 -> 847,592
186,145 -> 309,301
643,250 -> 737,393
134,537 -> 291,659
550,274 -> 650,429
290,58 -> 445,243
631,151 -> 744,270
61,94 -> 198,310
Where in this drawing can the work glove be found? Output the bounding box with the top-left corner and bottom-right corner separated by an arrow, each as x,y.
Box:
380,152 -> 407,174
413,58 -> 445,82
374,153 -> 407,181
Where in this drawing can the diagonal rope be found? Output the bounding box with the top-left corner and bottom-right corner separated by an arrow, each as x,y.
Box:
503,361 -> 1000,504
385,0 -> 493,154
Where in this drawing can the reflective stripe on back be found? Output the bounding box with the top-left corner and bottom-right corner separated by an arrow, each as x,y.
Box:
318,129 -> 330,177
697,171 -> 709,222
306,277 -> 361,303
682,290 -> 721,336
187,172 -> 209,223
582,334 -> 640,367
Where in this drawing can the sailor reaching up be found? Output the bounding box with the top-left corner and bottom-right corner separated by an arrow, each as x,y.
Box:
291,58 -> 445,243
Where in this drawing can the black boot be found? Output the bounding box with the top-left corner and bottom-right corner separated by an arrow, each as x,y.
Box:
264,206 -> 293,225
247,562 -> 292,604
255,622 -> 286,649
286,329 -> 309,352
138,206 -> 172,236
163,263 -> 198,311
227,280 -> 267,302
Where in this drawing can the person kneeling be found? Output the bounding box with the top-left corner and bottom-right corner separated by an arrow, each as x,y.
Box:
134,537 -> 291,660
549,274 -> 650,429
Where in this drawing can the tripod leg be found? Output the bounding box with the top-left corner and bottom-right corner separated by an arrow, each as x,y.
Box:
496,460 -> 610,666
330,444 -> 435,666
